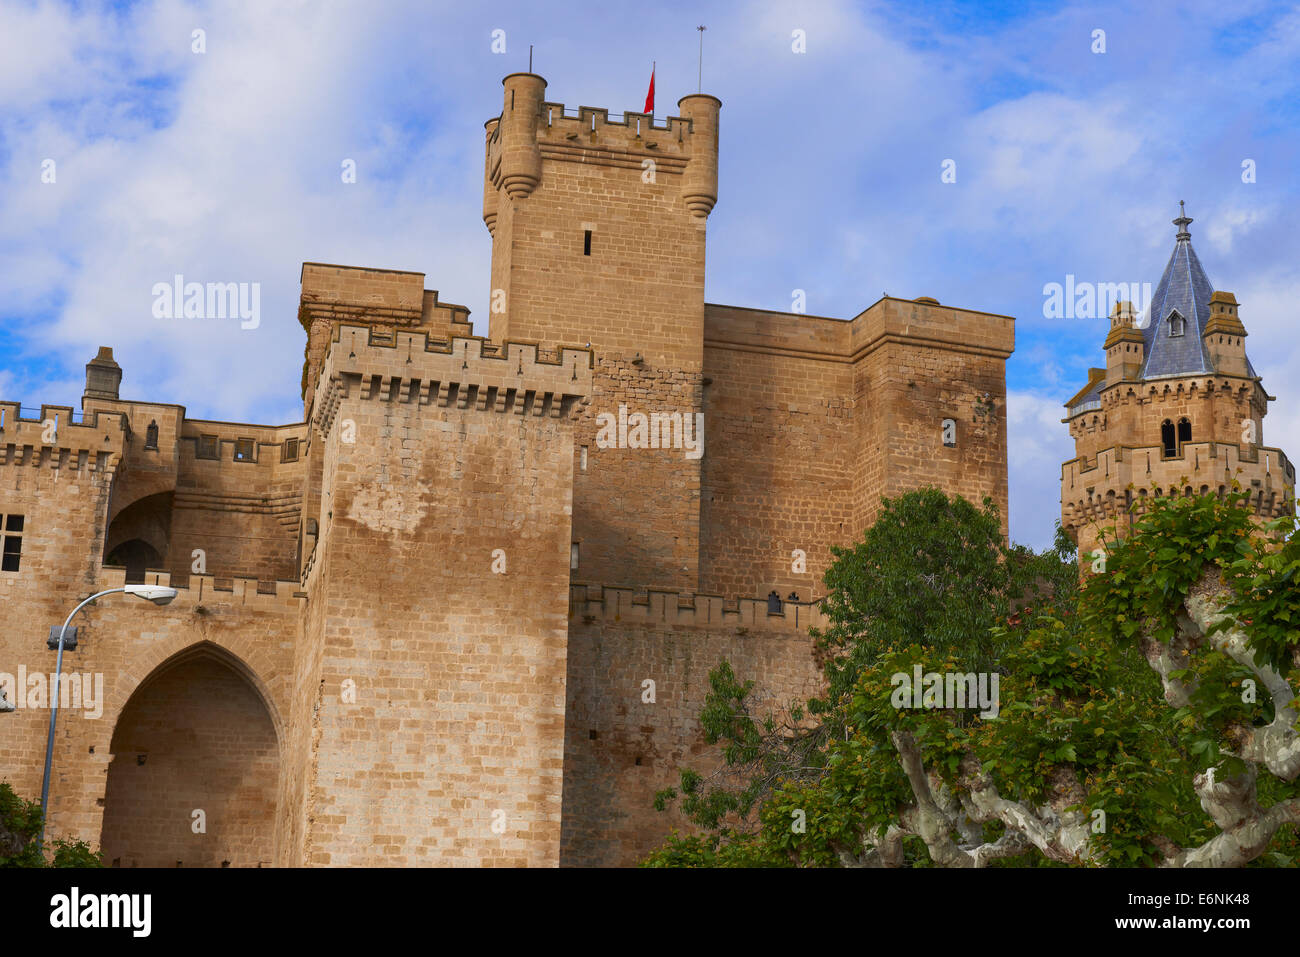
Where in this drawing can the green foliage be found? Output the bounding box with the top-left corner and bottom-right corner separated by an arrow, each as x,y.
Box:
1081,487 -> 1257,648
646,485 -> 1300,868
0,781 -> 103,868
647,488 -> 1080,866
0,780 -> 45,867
1222,512 -> 1300,673
812,490 -> 1018,708
1076,489 -> 1300,864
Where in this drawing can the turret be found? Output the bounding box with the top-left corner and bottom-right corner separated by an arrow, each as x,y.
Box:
1061,204 -> 1294,571
1103,300 -> 1143,383
496,73 -> 546,200
676,94 -> 720,219
1203,290 -> 1249,377
482,116 -> 500,235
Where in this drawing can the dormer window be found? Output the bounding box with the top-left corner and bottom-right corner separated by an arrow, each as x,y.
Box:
1167,311 -> 1186,337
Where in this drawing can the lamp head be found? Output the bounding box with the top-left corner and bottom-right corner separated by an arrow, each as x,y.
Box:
124,584 -> 179,606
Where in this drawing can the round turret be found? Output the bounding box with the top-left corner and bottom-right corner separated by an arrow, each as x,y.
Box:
677,94 -> 720,218
499,73 -> 546,199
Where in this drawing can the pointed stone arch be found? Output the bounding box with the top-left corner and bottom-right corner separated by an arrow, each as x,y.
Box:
99,641 -> 280,867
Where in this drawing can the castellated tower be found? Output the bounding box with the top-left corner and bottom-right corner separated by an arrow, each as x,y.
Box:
483,73 -> 717,591
283,264 -> 593,866
1060,205 -> 1296,567
0,71 -> 1017,870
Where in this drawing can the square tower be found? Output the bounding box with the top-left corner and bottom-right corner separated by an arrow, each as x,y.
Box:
482,73 -> 720,591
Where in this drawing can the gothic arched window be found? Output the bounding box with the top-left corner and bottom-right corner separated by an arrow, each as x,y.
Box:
1161,419 -> 1176,457
1177,417 -> 1191,449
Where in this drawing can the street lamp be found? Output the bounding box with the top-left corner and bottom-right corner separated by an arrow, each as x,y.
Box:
39,584 -> 178,846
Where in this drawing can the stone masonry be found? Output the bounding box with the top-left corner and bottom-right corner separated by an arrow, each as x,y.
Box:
0,72 -> 1015,867
1061,206 -> 1295,567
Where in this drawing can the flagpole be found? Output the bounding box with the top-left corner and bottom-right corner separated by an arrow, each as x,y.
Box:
697,25 -> 706,92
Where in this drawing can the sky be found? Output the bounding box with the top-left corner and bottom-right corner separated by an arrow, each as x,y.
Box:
1,0 -> 1298,551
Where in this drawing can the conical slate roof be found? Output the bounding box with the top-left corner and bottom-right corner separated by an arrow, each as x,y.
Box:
1139,202 -> 1256,378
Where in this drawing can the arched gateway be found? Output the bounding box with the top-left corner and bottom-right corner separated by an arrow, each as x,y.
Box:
100,643 -> 280,867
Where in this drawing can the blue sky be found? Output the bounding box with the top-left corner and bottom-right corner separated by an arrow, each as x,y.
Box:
2,0 -> 1298,551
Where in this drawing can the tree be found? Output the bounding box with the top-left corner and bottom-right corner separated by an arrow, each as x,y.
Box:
646,488 -> 1077,866
0,781 -> 104,868
644,486 -> 1300,867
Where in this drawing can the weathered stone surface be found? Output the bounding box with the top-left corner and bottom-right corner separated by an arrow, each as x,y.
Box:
0,73 -> 1016,867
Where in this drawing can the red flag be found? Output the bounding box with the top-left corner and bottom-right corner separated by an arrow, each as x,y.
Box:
643,64 -> 655,113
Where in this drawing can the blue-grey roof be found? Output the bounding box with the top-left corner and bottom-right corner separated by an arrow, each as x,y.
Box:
1074,381 -> 1102,408
1139,205 -> 1256,379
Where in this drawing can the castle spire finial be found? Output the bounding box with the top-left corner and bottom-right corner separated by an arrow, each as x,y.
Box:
1173,199 -> 1192,242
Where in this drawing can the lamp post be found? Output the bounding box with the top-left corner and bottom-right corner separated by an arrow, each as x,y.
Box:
39,584 -> 178,847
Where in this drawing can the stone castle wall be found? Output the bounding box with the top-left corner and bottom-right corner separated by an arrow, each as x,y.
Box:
0,73 -> 1018,868
560,584 -> 827,866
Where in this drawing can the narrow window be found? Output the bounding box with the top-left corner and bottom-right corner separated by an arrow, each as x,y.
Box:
579,445 -> 588,471
570,542 -> 580,570
144,420 -> 159,451
1168,312 -> 1186,337
282,437 -> 300,462
1,514 -> 23,572
583,230 -> 592,256
1177,417 -> 1191,448
233,438 -> 254,462
1161,420 -> 1176,457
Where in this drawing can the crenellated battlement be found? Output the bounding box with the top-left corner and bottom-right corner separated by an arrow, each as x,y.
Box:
484,73 -> 719,217
1066,374 -> 1265,426
0,401 -> 126,470
310,323 -> 593,439
1063,439 -> 1294,483
1061,440 -> 1295,531
537,103 -> 693,160
569,583 -> 827,634
485,100 -> 696,181
97,565 -> 305,611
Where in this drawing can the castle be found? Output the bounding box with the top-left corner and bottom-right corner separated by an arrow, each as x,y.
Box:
0,73 -> 1016,866
1060,203 -> 1294,564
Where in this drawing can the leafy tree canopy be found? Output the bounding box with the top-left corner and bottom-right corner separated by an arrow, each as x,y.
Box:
645,485 -> 1300,868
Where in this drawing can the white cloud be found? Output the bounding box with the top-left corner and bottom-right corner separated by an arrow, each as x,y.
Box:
1204,205 -> 1270,255
1006,390 -> 1074,550
2,0 -> 1298,556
